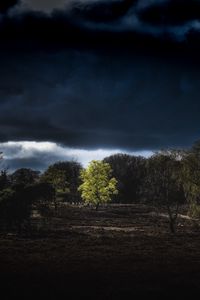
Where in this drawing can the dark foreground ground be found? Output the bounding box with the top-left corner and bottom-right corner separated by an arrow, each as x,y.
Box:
1,204 -> 200,299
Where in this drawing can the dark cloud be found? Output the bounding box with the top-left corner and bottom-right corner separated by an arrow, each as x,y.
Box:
18,0 -> 69,14
138,0 -> 200,26
70,0 -> 137,23
0,49 -> 199,151
0,1 -> 200,156
0,0 -> 19,14
0,0 -> 199,51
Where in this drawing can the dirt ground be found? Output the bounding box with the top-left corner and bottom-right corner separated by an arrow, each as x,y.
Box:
1,204 -> 200,299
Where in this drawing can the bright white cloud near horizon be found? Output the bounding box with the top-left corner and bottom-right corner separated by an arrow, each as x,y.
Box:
0,141 -> 153,172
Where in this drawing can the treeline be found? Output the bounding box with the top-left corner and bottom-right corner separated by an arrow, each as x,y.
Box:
0,160 -> 82,233
1,141 -> 200,233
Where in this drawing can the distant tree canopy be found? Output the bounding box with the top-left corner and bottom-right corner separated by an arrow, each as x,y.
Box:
79,160 -> 118,210
104,154 -> 146,203
145,151 -> 184,204
181,141 -> 200,218
11,168 -> 40,188
0,170 -> 9,191
0,153 -> 9,191
41,167 -> 68,192
0,159 -> 84,232
2,141 -> 200,234
145,150 -> 185,233
41,161 -> 83,203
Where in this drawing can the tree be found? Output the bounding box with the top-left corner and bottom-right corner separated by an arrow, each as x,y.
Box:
27,183 -> 55,221
145,151 -> 185,233
40,168 -> 67,211
181,140 -> 200,218
11,168 -> 40,187
0,187 -> 32,233
0,170 -> 9,191
41,161 -> 83,205
41,168 -> 67,191
104,154 -> 146,203
0,153 -> 9,191
78,160 -> 118,210
49,161 -> 83,203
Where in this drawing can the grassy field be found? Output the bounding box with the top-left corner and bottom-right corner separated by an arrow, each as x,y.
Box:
1,204 -> 200,299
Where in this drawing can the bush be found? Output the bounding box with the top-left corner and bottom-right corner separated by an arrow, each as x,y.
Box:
0,188 -> 32,233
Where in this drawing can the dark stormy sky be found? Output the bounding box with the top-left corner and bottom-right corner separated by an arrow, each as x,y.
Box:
1,0 -> 200,170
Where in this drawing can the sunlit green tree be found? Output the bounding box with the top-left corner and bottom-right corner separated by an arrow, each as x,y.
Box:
78,160 -> 118,210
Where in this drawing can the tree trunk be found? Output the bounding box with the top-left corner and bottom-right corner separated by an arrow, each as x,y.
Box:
54,196 -> 58,212
167,204 -> 177,234
96,202 -> 99,211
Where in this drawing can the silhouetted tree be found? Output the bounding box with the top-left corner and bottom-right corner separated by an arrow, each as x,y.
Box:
11,168 -> 40,187
0,170 -> 9,191
27,183 -> 55,220
104,154 -> 146,203
182,140 -> 200,218
0,153 -> 9,191
41,161 -> 83,205
145,151 -> 185,233
0,187 -> 32,233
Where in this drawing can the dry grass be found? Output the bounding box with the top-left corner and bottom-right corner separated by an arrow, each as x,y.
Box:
0,204 -> 200,299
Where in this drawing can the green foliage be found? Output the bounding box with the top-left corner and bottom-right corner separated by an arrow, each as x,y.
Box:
41,168 -> 69,193
188,201 -> 200,219
78,160 -> 118,209
41,161 -> 82,204
2,140 -> 200,234
41,166 -> 69,210
182,151 -> 200,202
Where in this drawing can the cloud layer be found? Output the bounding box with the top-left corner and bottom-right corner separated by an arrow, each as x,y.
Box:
0,0 -> 18,13
0,1 -> 200,162
0,49 -> 199,151
1,0 -> 200,47
0,141 -> 152,171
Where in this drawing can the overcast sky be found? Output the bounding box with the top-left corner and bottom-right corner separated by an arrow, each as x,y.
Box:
0,0 -> 200,170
